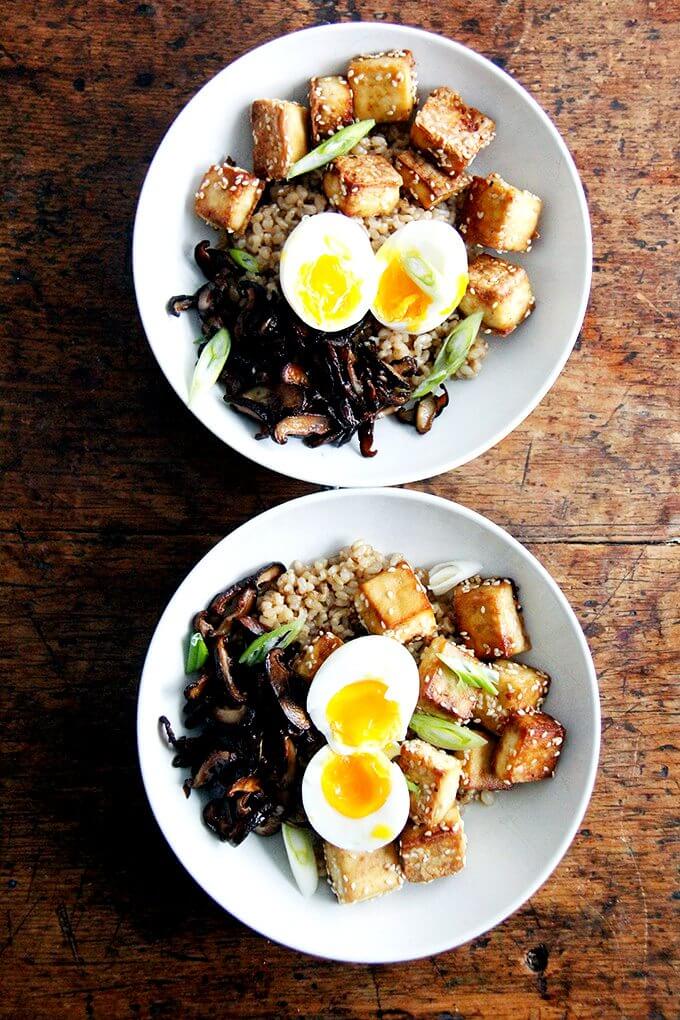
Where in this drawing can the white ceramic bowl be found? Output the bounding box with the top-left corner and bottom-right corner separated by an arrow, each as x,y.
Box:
133,23 -> 591,488
137,489 -> 599,962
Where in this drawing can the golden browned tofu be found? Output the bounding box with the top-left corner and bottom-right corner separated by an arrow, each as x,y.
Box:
417,636 -> 478,720
323,154 -> 402,217
410,87 -> 495,174
476,659 -> 550,734
347,50 -> 417,123
294,632 -> 344,681
461,173 -> 542,252
324,841 -> 403,904
459,254 -> 535,336
458,735 -> 506,792
194,162 -> 264,234
309,76 -> 354,142
251,99 -> 308,180
394,149 -> 470,210
398,738 -> 462,827
454,577 -> 531,660
400,803 -> 466,883
357,561 -> 437,643
494,711 -> 565,783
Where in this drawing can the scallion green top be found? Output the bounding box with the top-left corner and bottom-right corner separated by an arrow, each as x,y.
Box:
286,119 -> 376,180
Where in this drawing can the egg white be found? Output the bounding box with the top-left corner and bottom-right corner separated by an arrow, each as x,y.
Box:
302,745 -> 409,852
371,220 -> 468,335
306,635 -> 420,756
279,212 -> 377,332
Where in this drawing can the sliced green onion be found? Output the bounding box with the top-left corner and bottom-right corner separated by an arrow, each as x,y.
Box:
405,777 -> 420,795
228,248 -> 259,273
286,119 -> 376,179
409,710 -> 487,751
436,646 -> 499,697
185,631 -> 209,674
282,823 -> 318,898
403,251 -> 438,292
238,614 -> 306,667
410,311 -> 483,401
189,327 -> 231,404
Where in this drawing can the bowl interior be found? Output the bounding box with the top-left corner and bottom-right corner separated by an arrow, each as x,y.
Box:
138,489 -> 599,962
133,23 -> 591,487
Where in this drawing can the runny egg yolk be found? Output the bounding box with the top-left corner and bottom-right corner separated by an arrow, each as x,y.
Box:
374,256 -> 432,327
326,678 -> 401,749
297,252 -> 363,325
321,751 -> 391,819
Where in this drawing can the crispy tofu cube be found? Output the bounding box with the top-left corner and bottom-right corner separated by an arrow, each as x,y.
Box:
357,561 -> 437,643
251,99 -> 308,180
394,149 -> 470,210
194,162 -> 264,234
476,659 -> 550,734
323,154 -> 402,217
294,632 -> 343,681
410,87 -> 495,174
400,804 -> 466,883
453,577 -> 531,660
458,735 -> 506,792
417,636 -> 478,720
461,173 -> 542,252
494,711 -> 565,783
347,50 -> 417,123
398,738 -> 462,826
309,76 -> 354,142
324,841 -> 403,904
459,254 -> 535,335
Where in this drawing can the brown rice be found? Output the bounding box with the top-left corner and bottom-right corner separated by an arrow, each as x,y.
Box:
257,540 -> 455,646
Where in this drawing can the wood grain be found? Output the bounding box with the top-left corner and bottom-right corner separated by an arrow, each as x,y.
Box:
1,0 -> 678,1017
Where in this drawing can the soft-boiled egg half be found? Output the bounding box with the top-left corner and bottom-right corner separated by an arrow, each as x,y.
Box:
279,212 -> 377,332
371,220 -> 468,335
302,745 -> 409,851
306,635 -> 419,756
302,635 -> 418,851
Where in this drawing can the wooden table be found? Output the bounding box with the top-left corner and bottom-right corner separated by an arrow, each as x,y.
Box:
2,1 -> 677,1016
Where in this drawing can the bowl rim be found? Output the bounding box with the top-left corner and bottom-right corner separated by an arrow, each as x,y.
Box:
132,21 -> 593,489
137,487 -> 600,962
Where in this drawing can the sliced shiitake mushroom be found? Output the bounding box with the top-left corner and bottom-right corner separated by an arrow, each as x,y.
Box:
213,586 -> 257,635
167,293 -> 197,316
214,634 -> 246,703
193,610 -> 214,639
212,705 -> 248,726
281,362 -> 309,386
273,415 -> 332,444
192,749 -> 236,789
183,673 -> 210,702
415,395 -> 438,434
209,562 -> 284,619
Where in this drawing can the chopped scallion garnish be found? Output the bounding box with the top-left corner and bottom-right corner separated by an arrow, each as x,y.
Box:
405,777 -> 420,795
228,248 -> 259,273
403,251 -> 438,292
436,647 -> 499,697
286,119 -> 376,179
238,614 -> 306,666
185,631 -> 209,674
188,327 -> 231,404
410,311 -> 482,400
409,710 -> 487,751
282,823 -> 318,898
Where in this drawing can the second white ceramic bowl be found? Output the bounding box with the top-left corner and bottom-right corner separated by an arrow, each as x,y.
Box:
137,488 -> 599,962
